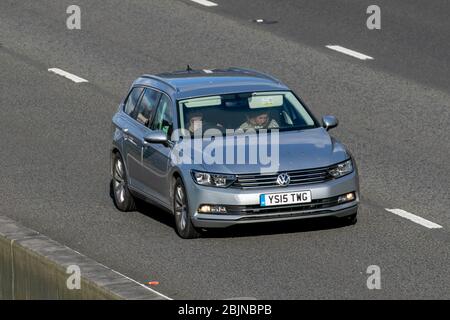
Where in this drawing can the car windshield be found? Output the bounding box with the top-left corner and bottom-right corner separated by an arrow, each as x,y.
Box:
178,91 -> 318,135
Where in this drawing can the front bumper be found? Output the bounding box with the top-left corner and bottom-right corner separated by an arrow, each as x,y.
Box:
183,170 -> 359,228
192,203 -> 357,228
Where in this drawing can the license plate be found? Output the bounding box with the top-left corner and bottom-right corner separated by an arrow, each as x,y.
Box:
260,191 -> 312,207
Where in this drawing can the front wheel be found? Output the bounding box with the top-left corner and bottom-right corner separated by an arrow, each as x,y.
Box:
173,178 -> 200,239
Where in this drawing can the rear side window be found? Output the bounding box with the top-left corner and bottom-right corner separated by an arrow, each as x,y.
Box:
131,88 -> 161,126
124,87 -> 144,115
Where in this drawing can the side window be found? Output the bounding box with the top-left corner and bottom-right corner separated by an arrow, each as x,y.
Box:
131,88 -> 161,126
124,87 -> 144,115
151,94 -> 173,137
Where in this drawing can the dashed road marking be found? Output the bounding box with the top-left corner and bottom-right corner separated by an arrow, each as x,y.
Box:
190,0 -> 218,7
385,208 -> 442,229
326,45 -> 374,60
48,68 -> 88,83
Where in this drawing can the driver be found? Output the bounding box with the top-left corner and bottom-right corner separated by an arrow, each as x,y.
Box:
239,110 -> 279,130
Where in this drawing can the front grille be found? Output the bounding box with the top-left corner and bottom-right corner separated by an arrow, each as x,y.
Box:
225,196 -> 341,215
231,167 -> 332,189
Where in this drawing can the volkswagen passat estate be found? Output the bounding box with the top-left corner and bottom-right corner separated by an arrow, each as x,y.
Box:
111,68 -> 359,238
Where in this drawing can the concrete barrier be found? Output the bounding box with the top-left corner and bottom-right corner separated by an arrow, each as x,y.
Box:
0,215 -> 167,300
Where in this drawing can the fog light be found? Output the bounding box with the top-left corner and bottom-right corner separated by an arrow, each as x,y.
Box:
338,192 -> 355,203
198,205 -> 227,214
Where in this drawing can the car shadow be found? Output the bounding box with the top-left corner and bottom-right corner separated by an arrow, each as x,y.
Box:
109,179 -> 175,227
109,180 -> 356,238
135,199 -> 175,227
202,216 -> 355,238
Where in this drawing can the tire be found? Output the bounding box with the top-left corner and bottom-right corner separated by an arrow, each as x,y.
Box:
111,153 -> 136,212
173,178 -> 200,239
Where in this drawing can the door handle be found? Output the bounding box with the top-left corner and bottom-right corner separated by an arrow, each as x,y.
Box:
126,135 -> 138,146
122,128 -> 138,146
122,128 -> 130,141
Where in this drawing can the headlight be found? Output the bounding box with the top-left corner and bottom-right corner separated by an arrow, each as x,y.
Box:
191,171 -> 236,187
328,159 -> 353,178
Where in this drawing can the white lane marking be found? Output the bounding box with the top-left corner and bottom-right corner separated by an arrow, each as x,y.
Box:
385,208 -> 443,229
111,269 -> 172,300
325,45 -> 374,60
69,247 -> 172,300
190,0 -> 218,7
48,68 -> 88,83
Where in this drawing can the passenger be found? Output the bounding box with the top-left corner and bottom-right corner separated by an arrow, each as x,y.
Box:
239,110 -> 279,130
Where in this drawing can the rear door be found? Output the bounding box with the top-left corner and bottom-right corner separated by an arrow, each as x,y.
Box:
141,93 -> 174,206
123,87 -> 161,192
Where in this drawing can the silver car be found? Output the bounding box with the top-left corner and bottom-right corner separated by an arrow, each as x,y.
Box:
111,68 -> 359,238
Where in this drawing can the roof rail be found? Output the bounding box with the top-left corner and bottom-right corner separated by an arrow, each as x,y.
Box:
140,74 -> 178,91
227,67 -> 282,84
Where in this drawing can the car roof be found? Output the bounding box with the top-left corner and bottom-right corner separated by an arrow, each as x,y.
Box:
134,68 -> 289,100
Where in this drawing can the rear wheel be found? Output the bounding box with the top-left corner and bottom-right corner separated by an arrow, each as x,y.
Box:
112,153 -> 136,212
173,178 -> 200,239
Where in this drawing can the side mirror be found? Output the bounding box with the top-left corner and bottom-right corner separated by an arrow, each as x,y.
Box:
322,115 -> 338,131
144,130 -> 168,144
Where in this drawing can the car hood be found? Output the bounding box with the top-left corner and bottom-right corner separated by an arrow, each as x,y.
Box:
178,127 -> 350,174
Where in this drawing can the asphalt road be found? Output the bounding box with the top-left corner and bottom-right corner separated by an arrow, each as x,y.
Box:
0,0 -> 449,299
